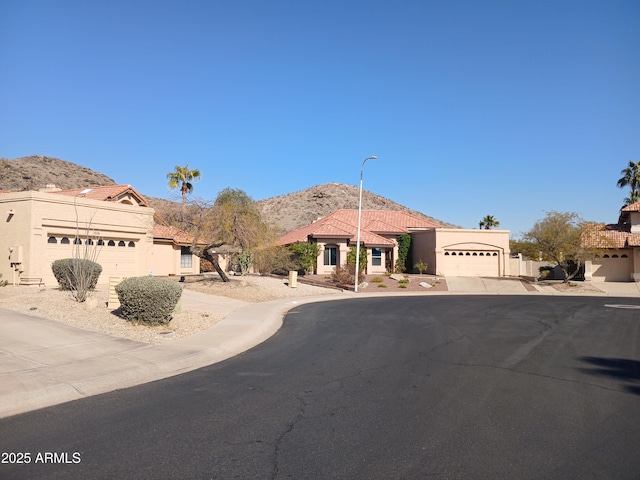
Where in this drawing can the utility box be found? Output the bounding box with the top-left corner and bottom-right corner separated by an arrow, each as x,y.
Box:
8,246 -> 23,264
288,271 -> 298,288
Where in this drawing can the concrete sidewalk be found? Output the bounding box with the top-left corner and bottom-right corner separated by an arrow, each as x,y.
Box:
1,278 -> 638,418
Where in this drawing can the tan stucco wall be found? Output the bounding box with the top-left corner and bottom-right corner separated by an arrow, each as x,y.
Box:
151,242 -> 201,277
412,228 -> 510,277
1,191 -> 155,286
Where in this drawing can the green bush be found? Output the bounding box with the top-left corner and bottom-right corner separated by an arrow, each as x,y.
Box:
51,258 -> 102,291
115,277 -> 183,325
0,273 -> 7,287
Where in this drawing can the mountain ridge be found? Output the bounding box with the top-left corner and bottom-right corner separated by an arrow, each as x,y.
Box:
0,155 -> 456,232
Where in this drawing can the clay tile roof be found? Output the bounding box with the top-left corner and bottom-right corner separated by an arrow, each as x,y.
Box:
621,202 -> 640,212
277,208 -> 438,246
582,223 -> 640,248
50,185 -> 149,207
153,224 -> 203,246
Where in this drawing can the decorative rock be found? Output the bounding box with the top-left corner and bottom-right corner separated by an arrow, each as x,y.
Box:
359,282 -> 369,289
419,282 -> 432,289
389,274 -> 405,281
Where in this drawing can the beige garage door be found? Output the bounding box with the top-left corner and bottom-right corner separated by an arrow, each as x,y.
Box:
440,250 -> 500,276
592,253 -> 632,282
45,236 -> 138,282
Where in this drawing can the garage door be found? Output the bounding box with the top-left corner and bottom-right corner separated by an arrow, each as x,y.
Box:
591,253 -> 632,282
440,250 -> 500,276
45,236 -> 138,284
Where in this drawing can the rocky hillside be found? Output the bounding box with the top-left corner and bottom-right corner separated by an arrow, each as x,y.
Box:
0,155 -> 455,232
257,182 -> 456,232
0,155 -> 115,191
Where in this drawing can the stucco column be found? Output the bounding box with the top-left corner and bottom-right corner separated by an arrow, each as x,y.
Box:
584,260 -> 593,282
633,250 -> 640,282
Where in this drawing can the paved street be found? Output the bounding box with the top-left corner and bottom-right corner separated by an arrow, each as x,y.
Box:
1,295 -> 639,479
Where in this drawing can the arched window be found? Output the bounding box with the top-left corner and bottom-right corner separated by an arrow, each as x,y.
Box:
128,241 -> 135,247
444,252 -> 450,256
465,252 -> 471,256
118,240 -> 126,247
108,240 -> 116,247
86,239 -> 94,245
450,252 -> 456,256
621,254 -> 629,258
73,238 -> 82,245
61,237 -> 70,244
603,254 -> 610,258
47,236 -> 57,244
612,254 -> 619,258
479,252 -> 485,256
472,252 -> 478,256
492,253 -> 498,256
97,239 -> 105,246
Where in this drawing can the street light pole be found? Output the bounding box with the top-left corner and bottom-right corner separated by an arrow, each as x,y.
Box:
355,155 -> 377,293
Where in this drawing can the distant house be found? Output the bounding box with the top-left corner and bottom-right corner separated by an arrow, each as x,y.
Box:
277,209 -> 511,277
0,184 -> 201,286
583,202 -> 640,282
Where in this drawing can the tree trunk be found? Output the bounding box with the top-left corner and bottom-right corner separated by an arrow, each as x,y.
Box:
192,245 -> 229,282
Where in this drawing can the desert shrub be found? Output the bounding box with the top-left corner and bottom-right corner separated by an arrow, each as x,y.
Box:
414,260 -> 428,274
398,284 -> 407,288
398,279 -> 409,284
0,273 -> 7,287
331,263 -> 365,285
51,258 -> 102,292
377,283 -> 388,288
115,277 -> 183,325
253,246 -> 297,275
290,242 -> 320,274
237,251 -> 253,275
370,277 -> 384,283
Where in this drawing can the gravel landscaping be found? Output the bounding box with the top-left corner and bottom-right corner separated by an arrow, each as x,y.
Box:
0,275 -> 340,345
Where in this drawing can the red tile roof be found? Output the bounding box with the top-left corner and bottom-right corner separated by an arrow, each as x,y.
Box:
49,185 -> 149,207
621,202 -> 640,212
278,209 -> 439,247
153,224 -> 204,246
582,223 -> 640,248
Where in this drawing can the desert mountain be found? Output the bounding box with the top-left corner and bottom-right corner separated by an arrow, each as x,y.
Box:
0,155 -> 116,191
0,156 -> 455,232
257,182 -> 456,233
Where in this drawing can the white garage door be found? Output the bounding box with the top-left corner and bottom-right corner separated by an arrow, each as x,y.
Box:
440,250 -> 500,276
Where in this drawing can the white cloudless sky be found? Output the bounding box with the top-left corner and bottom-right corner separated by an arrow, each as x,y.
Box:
1,0 -> 638,237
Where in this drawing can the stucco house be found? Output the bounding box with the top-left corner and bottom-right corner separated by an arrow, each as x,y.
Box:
277,209 -> 511,277
583,202 -> 640,282
0,184 -> 201,286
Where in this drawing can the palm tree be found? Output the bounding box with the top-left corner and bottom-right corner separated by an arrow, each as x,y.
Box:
480,215 -> 500,230
167,165 -> 201,204
618,161 -> 640,206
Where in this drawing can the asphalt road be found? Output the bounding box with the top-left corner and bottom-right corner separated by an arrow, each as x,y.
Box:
1,295 -> 639,479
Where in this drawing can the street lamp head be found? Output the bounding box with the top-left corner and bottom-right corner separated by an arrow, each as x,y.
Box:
367,155 -> 377,160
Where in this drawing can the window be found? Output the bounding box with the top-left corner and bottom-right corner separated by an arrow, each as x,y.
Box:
445,252 -> 451,256
48,236 -> 57,244
97,239 -> 105,246
180,246 -> 192,268
622,254 -> 629,258
372,248 -> 382,266
118,241 -> 126,247
324,246 -> 337,266
107,240 -> 116,247
128,241 -> 135,247
86,239 -> 94,245
61,237 -> 70,244
73,238 -> 82,245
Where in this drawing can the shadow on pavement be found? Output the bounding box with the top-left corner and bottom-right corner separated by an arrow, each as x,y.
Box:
579,356 -> 640,395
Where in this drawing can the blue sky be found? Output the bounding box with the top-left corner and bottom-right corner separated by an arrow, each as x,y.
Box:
1,0 -> 638,238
